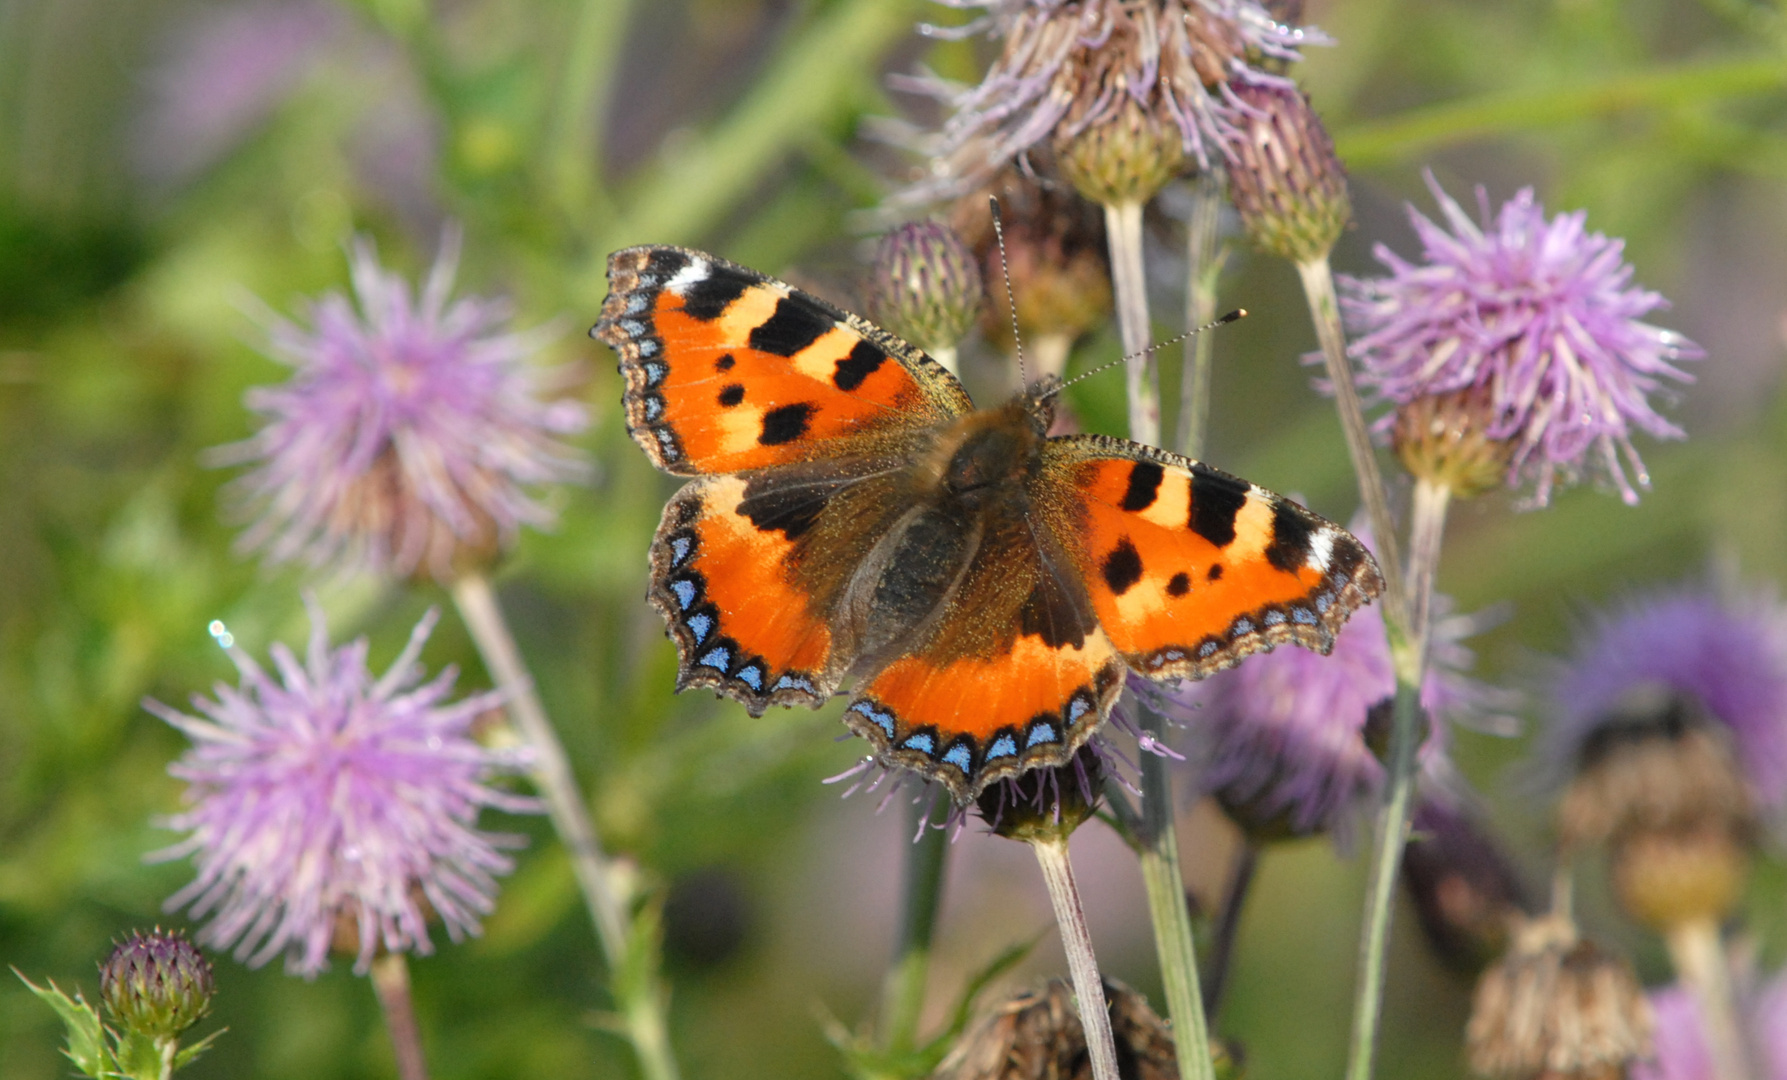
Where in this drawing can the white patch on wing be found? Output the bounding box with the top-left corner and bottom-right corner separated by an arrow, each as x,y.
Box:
666,257 -> 711,295
1307,527 -> 1335,572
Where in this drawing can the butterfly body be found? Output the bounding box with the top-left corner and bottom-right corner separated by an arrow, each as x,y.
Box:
596,245 -> 1383,802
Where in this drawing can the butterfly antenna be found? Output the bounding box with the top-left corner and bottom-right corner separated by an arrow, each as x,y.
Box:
989,196 -> 1026,386
1039,309 -> 1248,401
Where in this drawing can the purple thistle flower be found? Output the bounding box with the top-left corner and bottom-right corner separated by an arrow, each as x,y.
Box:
1543,585 -> 1787,816
147,602 -> 538,977
890,0 -> 1318,206
1141,520 -> 1504,841
213,231 -> 589,581
1339,173 -> 1702,506
1633,975 -> 1787,1080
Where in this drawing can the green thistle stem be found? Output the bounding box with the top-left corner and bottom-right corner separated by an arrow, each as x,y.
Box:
452,573 -> 680,1080
1295,254 -> 1437,1080
1031,837 -> 1120,1080
880,797 -> 949,1053
1106,192 -> 1216,1080
370,954 -> 429,1080
1137,721 -> 1217,1080
1105,199 -> 1159,445
545,0 -> 638,225
1203,841 -> 1259,1022
1178,171 -> 1227,459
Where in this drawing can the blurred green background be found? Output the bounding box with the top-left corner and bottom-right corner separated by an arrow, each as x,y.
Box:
3,0 -> 1786,1077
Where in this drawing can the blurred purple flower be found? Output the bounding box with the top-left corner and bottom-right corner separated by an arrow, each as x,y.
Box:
148,602 -> 537,977
1141,520 -> 1506,840
214,232 -> 589,581
1339,173 -> 1702,506
889,0 -> 1318,205
135,1 -> 343,184
1544,585 -> 1787,815
1633,974 -> 1787,1080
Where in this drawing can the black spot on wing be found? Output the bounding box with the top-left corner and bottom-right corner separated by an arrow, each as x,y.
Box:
1101,537 -> 1143,596
1190,467 -> 1249,548
1018,567 -> 1089,650
1120,461 -> 1164,511
645,249 -> 691,280
1265,501 -> 1315,572
759,402 -> 817,446
737,475 -> 845,541
717,384 -> 745,407
750,296 -> 832,357
1207,563 -> 1224,581
715,354 -> 736,372
1167,572 -> 1191,597
679,269 -> 754,321
833,340 -> 887,391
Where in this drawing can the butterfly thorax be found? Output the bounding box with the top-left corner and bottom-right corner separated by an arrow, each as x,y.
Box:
923,400 -> 1049,511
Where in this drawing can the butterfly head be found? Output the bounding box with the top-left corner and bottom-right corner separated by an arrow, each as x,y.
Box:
1018,374 -> 1064,433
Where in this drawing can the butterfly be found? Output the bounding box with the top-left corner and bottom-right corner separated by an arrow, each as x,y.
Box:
594,246 -> 1384,803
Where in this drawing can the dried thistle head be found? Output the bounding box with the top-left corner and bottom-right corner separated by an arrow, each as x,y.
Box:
1467,913 -> 1653,1080
933,978 -> 1181,1080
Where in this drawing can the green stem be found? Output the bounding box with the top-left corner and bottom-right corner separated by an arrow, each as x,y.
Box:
1293,256 -> 1409,629
1031,838 -> 1120,1080
1296,254 -> 1442,1080
1104,199 -> 1159,445
370,954 -> 430,1080
451,573 -> 680,1080
1138,713 -> 1217,1080
1178,171 -> 1227,460
880,797 -> 949,1053
1107,189 -> 1216,1080
154,1037 -> 177,1080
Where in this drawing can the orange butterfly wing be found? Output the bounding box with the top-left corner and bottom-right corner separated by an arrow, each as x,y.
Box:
1035,435 -> 1384,680
595,246 -> 970,476
597,247 -> 970,714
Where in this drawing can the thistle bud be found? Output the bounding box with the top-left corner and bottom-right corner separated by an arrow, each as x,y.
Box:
1391,387 -> 1515,499
1402,798 -> 1536,976
867,221 -> 986,357
1221,81 -> 1350,264
1466,914 -> 1652,1080
952,170 -> 1111,369
99,929 -> 215,1040
976,746 -> 1104,845
1055,93 -> 1188,208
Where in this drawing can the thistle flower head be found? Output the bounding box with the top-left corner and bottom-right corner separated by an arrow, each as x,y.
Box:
1543,585 -> 1787,819
975,744 -> 1106,844
893,0 -> 1318,207
147,602 -> 537,977
215,231 -> 589,581
1144,519 -> 1504,842
1220,79 -> 1350,263
1340,174 -> 1702,506
99,929 -> 215,1039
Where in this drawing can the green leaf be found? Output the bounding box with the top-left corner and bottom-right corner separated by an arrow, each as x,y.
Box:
15,970 -> 111,1077
173,1029 -> 226,1071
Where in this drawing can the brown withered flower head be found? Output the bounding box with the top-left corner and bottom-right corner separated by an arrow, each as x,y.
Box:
933,978 -> 1182,1080
1467,913 -> 1653,1080
894,0 -> 1320,208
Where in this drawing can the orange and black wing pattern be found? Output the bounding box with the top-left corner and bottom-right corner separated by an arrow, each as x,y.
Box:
594,246 -> 971,476
1034,435 -> 1384,682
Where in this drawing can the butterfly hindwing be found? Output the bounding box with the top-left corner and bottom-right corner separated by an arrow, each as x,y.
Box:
596,246 -> 972,477
842,488 -> 1125,801
1034,435 -> 1384,681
